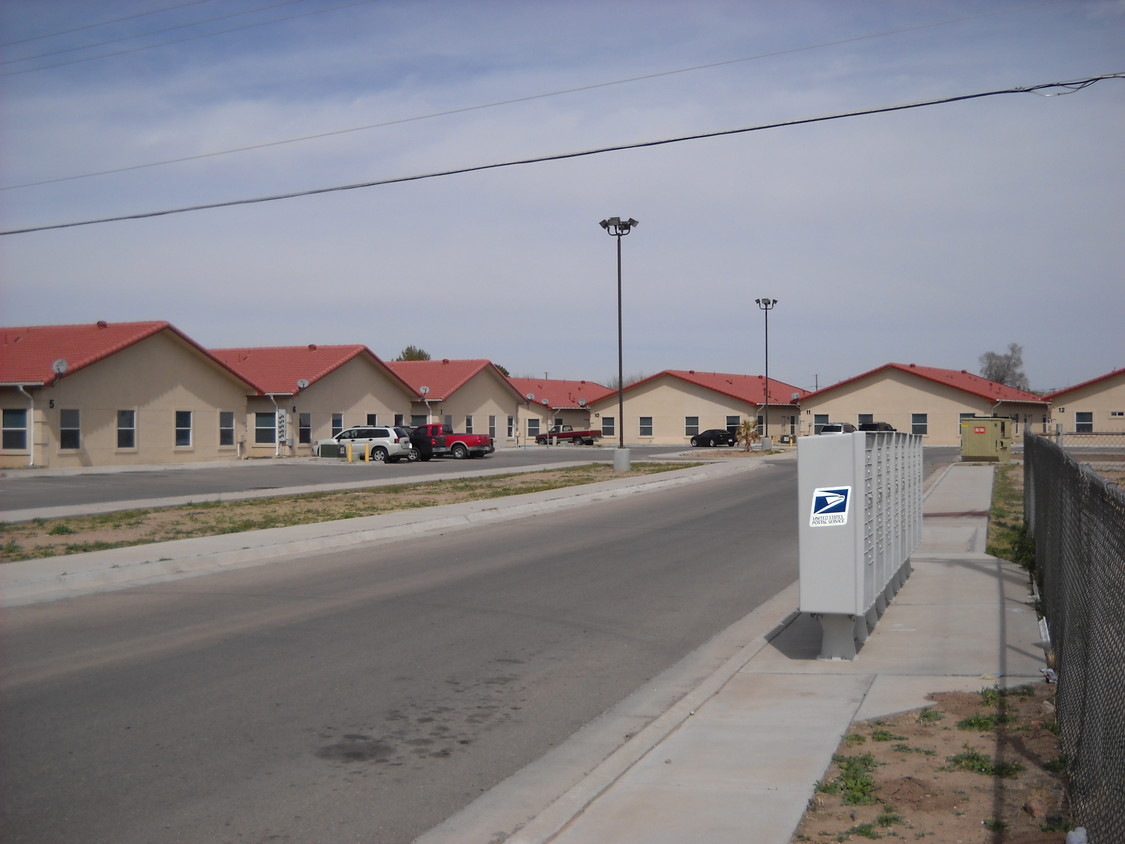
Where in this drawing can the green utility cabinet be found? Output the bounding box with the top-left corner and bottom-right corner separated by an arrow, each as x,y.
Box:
960,417 -> 1011,462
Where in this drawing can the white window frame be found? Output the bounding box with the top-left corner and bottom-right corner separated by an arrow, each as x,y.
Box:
117,409 -> 137,450
175,410 -> 193,448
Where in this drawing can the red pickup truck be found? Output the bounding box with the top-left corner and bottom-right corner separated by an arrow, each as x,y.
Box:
535,425 -> 603,446
410,423 -> 495,460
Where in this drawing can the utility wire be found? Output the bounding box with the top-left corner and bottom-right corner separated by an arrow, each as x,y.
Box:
0,0 -> 378,76
2,74 -> 1120,237
0,0 -> 216,47
0,0 -> 309,65
2,0 -> 1062,190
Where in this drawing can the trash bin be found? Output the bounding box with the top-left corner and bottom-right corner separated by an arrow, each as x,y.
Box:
960,417 -> 1011,462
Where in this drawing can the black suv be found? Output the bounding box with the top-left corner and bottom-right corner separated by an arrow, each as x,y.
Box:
858,422 -> 896,432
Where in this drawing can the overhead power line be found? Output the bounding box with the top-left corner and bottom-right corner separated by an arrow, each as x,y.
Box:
2,74 -> 1120,237
2,0 -> 1062,190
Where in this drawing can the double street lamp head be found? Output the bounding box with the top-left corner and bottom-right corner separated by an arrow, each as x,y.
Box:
756,297 -> 778,310
600,217 -> 638,236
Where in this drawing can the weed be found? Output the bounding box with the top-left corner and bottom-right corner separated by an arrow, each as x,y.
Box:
983,818 -> 1008,832
831,753 -> 880,805
845,733 -> 867,745
917,708 -> 944,723
945,746 -> 1024,778
958,712 -> 1011,732
871,728 -> 906,742
892,743 -> 936,756
1044,754 -> 1068,774
876,809 -> 903,827
837,822 -> 882,840
48,523 -> 75,535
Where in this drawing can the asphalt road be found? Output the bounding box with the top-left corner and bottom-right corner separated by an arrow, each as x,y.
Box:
0,445 -> 692,515
0,461 -> 798,843
0,445 -> 958,519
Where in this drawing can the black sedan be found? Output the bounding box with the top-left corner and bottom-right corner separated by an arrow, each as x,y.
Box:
690,428 -> 736,447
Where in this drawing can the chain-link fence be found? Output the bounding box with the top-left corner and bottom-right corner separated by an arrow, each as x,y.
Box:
1016,431 -> 1125,477
1024,432 -> 1125,842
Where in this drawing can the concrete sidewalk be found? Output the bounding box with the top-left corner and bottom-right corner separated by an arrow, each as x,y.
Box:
417,463 -> 1047,844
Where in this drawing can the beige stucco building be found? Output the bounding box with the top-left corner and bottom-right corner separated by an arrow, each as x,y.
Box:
586,370 -> 808,447
1,322 -> 257,469
799,363 -> 1051,446
210,344 -> 419,458
386,359 -> 524,445
506,377 -> 614,444
1046,368 -> 1125,434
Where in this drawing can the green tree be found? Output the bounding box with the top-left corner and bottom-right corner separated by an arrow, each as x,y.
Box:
979,343 -> 1030,390
395,345 -> 431,361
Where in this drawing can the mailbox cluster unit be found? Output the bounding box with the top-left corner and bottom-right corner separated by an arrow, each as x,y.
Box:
797,431 -> 923,659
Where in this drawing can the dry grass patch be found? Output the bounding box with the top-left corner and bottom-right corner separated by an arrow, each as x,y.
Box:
1,462 -> 695,563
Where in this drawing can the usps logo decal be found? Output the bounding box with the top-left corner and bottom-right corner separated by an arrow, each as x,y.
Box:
810,486 -> 851,527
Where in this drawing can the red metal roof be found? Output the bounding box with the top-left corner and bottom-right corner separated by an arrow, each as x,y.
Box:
1044,367 -> 1125,400
506,377 -> 614,410
807,363 -> 1049,404
210,344 -> 411,396
0,320 -> 255,389
386,359 -> 521,401
621,370 -> 809,405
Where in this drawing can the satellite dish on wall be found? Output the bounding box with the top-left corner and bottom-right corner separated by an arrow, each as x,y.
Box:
526,393 -> 535,401
52,359 -> 68,375
791,392 -> 800,402
296,379 -> 310,389
419,385 -> 430,396
578,398 -> 586,406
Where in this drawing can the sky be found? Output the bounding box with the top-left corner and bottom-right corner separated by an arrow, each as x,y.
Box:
1,0 -> 1122,393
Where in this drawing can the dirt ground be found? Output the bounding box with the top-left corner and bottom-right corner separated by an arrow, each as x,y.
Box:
791,683 -> 1070,843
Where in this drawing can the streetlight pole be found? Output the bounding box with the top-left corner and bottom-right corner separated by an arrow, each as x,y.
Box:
755,298 -> 777,444
600,217 -> 637,469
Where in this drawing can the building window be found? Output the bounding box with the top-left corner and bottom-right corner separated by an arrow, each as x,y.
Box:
254,412 -> 275,444
366,413 -> 378,426
814,414 -> 828,434
60,409 -> 81,449
685,416 -> 699,436
489,415 -> 497,438
443,414 -> 453,427
858,413 -> 873,426
219,411 -> 235,446
1075,412 -> 1093,433
411,414 -> 427,427
602,416 -> 615,437
527,418 -> 540,437
175,410 -> 192,447
911,413 -> 928,436
394,414 -> 404,426
298,413 -> 311,444
2,408 -> 28,450
117,409 -> 136,449
726,415 -> 740,432
331,413 -> 343,436
506,416 -> 514,438
465,415 -> 474,434
639,416 -> 653,437
1110,411 -> 1124,418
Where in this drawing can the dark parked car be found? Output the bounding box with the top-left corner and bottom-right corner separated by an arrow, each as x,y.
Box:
690,428 -> 736,447
858,421 -> 896,432
818,422 -> 857,435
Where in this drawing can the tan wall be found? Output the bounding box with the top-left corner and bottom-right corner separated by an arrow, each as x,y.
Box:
245,357 -> 417,458
1,332 -> 250,469
406,372 -> 522,446
587,376 -> 796,446
1049,372 -> 1125,434
799,370 -> 1049,446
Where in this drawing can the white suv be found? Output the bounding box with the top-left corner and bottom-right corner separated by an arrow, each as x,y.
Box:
315,426 -> 416,462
